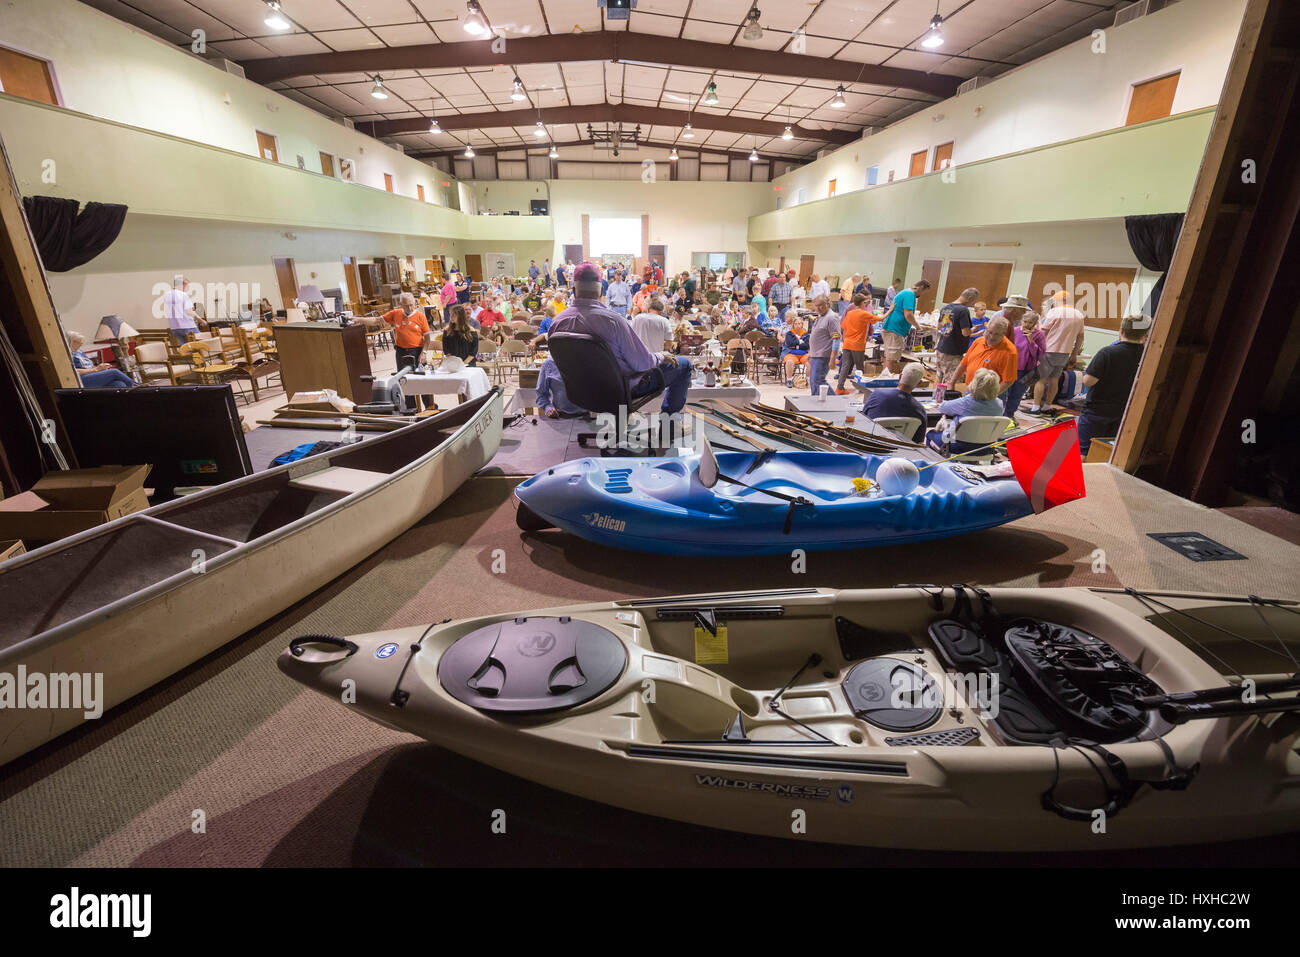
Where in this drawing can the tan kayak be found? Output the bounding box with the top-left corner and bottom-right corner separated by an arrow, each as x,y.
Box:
278,585 -> 1300,851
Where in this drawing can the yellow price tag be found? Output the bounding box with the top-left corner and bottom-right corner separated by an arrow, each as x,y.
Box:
694,624 -> 729,665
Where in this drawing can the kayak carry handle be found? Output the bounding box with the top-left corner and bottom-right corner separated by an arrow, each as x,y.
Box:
289,634 -> 359,657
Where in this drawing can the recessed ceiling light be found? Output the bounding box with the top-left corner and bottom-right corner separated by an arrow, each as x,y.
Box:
511,76 -> 526,101
831,85 -> 847,108
370,76 -> 388,100
922,13 -> 944,48
263,2 -> 290,31
782,124 -> 793,140
703,82 -> 719,106
464,0 -> 488,35
742,6 -> 763,42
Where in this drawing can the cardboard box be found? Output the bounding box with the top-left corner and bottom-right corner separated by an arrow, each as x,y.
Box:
518,368 -> 539,389
0,466 -> 151,545
0,539 -> 25,563
1086,437 -> 1115,463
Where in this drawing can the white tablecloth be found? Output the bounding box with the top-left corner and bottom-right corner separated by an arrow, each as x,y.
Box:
400,367 -> 491,399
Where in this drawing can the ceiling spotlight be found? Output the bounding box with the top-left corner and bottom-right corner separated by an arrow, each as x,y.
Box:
549,143 -> 559,159
782,124 -> 793,140
534,120 -> 547,137
683,122 -> 694,138
511,75 -> 526,101
464,0 -> 488,35
831,85 -> 846,108
922,12 -> 945,48
370,76 -> 388,100
742,6 -> 763,42
703,82 -> 719,106
669,146 -> 679,160
263,1 -> 290,31
464,143 -> 475,158
429,117 -> 441,134
749,147 -> 758,162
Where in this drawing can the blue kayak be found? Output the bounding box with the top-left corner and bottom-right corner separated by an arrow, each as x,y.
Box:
514,451 -> 1034,556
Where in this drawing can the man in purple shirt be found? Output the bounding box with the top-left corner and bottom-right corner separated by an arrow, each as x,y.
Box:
550,262 -> 693,413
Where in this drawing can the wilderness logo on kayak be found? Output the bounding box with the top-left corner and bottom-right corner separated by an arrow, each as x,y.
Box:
693,774 -> 832,801
583,512 -> 627,533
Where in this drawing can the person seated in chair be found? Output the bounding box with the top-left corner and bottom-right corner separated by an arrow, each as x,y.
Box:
782,319 -> 810,387
862,362 -> 927,442
1074,313 -> 1149,454
441,305 -> 479,367
925,367 -> 1005,454
67,331 -> 135,388
536,356 -> 586,418
549,261 -> 693,415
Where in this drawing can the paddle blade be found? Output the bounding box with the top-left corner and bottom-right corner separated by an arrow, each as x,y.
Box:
1006,420 -> 1086,513
698,431 -> 721,489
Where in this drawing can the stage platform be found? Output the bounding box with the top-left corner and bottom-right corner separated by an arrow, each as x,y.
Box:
2,464 -> 1298,867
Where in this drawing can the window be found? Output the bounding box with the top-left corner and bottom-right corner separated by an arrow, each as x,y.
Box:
797,187 -> 806,205
776,195 -> 783,210
255,130 -> 279,163
908,150 -> 928,177
0,45 -> 59,105
932,142 -> 953,172
417,184 -> 426,202
319,151 -> 335,177
828,179 -> 837,197
383,173 -> 394,193
866,166 -> 879,187
1126,71 -> 1180,126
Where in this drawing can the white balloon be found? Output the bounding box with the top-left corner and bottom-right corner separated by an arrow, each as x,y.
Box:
876,457 -> 920,496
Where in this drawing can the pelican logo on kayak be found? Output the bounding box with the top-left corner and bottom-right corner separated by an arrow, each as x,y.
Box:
583,512 -> 627,533
694,774 -> 831,801
516,632 -> 556,657
376,643 -> 399,659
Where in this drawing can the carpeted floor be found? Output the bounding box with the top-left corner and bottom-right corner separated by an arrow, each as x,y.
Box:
2,464 -> 1298,867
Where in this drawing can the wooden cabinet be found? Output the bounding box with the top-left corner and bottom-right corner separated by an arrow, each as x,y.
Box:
374,257 -> 401,284
358,263 -> 382,298
274,323 -> 372,402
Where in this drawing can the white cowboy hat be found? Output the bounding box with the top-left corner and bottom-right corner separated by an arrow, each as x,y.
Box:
438,354 -> 465,373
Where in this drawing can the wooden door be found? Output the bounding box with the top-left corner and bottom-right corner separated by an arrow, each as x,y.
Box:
256,131 -> 279,163
0,47 -> 59,105
564,243 -> 584,266
383,173 -> 394,193
917,259 -> 943,312
942,260 -> 1012,306
1025,263 -> 1138,332
908,150 -> 928,177
319,152 -> 335,177
416,184 -> 425,202
1126,72 -> 1179,126
828,179 -> 837,197
799,255 -> 814,287
341,256 -> 361,310
464,254 -> 483,281
932,142 -> 954,172
272,257 -> 298,309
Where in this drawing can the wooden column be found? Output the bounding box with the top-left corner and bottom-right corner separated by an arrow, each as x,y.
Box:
580,213 -> 589,263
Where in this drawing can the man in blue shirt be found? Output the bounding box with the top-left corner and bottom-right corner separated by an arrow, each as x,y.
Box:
535,356 -> 585,417
862,362 -> 928,442
550,262 -> 693,414
769,273 -> 792,322
881,278 -> 929,374
606,271 -> 632,316
528,260 -> 540,282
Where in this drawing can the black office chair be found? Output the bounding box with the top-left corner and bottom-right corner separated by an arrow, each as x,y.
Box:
547,331 -> 665,455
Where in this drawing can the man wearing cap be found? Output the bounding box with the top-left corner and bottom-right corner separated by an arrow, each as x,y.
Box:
551,262 -> 694,414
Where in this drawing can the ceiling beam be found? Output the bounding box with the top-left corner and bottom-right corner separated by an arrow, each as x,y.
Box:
406,139 -> 806,163
360,104 -> 857,144
241,31 -> 962,99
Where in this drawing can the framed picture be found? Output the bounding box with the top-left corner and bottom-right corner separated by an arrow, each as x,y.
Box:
339,158 -> 356,182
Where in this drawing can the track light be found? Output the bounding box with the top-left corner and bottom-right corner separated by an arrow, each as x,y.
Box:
703,82 -> 719,106
534,120 -> 547,137
683,122 -> 694,138
922,12 -> 944,48
782,124 -> 793,140
669,146 -> 679,160
742,7 -> 763,42
464,143 -> 475,158
511,76 -> 526,101
549,143 -> 559,159
263,1 -> 290,31
831,85 -> 846,108
370,76 -> 388,100
464,0 -> 488,35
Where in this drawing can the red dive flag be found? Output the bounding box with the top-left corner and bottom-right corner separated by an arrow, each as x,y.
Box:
1006,420 -> 1086,513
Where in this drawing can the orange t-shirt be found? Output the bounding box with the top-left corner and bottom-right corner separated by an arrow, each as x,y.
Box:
958,334 -> 1019,385
383,307 -> 430,349
841,308 -> 872,351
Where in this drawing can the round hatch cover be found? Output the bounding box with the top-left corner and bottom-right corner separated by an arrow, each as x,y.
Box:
843,658 -> 941,732
438,616 -> 628,714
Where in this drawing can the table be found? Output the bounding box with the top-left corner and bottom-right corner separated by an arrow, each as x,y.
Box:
686,376 -> 760,404
400,367 -> 492,401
